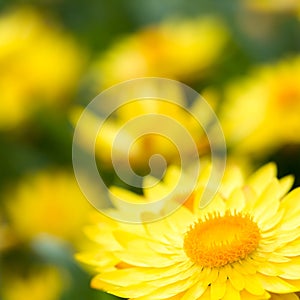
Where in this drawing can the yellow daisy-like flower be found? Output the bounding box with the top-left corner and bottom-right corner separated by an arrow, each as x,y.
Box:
4,171 -> 91,245
0,7 -> 84,129
79,163 -> 300,299
220,56 -> 300,157
91,17 -> 228,89
70,95 -> 210,171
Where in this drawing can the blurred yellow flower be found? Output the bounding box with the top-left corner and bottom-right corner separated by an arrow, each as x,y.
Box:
79,163 -> 300,299
71,95 -> 209,172
0,7 -> 85,129
91,17 -> 229,89
220,56 -> 300,158
1,266 -> 63,300
4,171 -> 91,244
245,0 -> 300,17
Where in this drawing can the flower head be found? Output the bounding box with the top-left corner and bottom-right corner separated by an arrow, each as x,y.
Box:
91,17 -> 228,89
4,171 -> 91,244
0,7 -> 84,129
220,56 -> 300,157
79,163 -> 300,299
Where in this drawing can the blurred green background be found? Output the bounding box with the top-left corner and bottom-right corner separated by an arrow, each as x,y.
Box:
0,0 -> 299,299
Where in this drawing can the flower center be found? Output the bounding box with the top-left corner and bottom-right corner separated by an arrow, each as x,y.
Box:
183,211 -> 261,268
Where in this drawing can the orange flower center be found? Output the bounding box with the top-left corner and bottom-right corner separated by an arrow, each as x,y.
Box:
183,211 -> 260,268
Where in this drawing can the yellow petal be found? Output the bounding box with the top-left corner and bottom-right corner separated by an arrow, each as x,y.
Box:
226,188 -> 246,212
270,292 -> 299,300
114,249 -> 183,268
278,175 -> 294,197
257,262 -> 283,277
99,261 -> 192,286
222,281 -> 241,300
228,266 -> 245,290
164,205 -> 196,235
244,274 -> 266,295
239,289 -> 270,299
280,188 -> 300,222
210,277 -> 227,299
195,191 -> 226,218
181,281 -> 208,299
247,163 -> 277,195
258,273 -> 299,293
277,257 -> 300,280
252,179 -> 281,224
75,251 -> 118,270
259,210 -> 284,232
129,271 -> 200,300
275,237 -> 300,256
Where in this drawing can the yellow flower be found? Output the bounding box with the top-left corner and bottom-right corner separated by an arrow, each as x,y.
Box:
1,266 -> 63,300
79,163 -> 300,299
71,94 -> 209,172
220,56 -> 300,157
91,17 -> 228,89
0,7 -> 84,129
4,171 -> 91,244
244,0 -> 300,17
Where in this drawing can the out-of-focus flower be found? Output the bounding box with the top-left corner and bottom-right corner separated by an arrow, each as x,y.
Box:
90,17 -> 229,89
1,266 -> 63,300
4,171 -> 91,245
71,94 -> 210,172
245,0 -> 300,17
220,56 -> 300,158
0,7 -> 85,129
78,163 -> 300,299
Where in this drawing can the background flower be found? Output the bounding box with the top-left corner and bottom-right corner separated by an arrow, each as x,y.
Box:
0,7 -> 85,130
220,56 -> 300,157
90,17 -> 229,89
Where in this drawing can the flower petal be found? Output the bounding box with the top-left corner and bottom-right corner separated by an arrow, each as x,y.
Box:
258,273 -> 300,293
246,163 -> 277,195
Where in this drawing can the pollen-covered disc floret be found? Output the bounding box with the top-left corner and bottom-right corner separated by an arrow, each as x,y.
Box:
184,210 -> 261,268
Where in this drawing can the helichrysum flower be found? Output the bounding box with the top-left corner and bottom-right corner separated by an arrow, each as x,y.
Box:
79,163 -> 300,299
4,171 -> 91,244
220,56 -> 300,158
90,17 -> 228,89
0,7 -> 84,129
